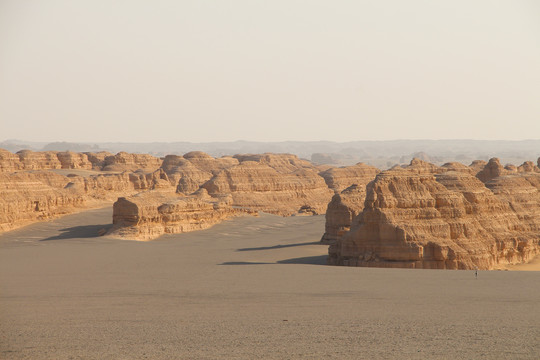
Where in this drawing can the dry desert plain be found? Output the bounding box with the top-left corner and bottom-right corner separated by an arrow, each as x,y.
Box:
1,207 -> 539,359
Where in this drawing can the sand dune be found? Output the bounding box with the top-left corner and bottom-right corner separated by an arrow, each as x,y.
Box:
1,209 -> 539,359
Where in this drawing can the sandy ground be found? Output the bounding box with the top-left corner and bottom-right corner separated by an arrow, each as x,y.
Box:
1,209 -> 539,359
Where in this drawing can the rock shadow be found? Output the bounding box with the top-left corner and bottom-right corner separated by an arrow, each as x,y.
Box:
236,241 -> 321,252
40,224 -> 112,241
277,255 -> 328,265
219,255 -> 327,266
219,261 -> 273,265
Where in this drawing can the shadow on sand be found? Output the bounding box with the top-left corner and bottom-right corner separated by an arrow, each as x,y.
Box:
236,241 -> 321,252
220,255 -> 327,266
40,224 -> 112,241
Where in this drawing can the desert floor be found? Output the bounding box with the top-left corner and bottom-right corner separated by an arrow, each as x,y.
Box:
1,208 -> 539,359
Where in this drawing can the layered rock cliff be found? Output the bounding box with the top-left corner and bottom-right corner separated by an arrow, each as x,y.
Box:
108,189 -> 247,240
328,160 -> 540,270
201,158 -> 333,216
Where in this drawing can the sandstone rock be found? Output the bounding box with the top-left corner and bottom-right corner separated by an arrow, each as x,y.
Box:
319,163 -> 379,193
233,153 -> 316,174
320,184 -> 367,244
476,158 -> 507,183
103,152 -> 162,172
0,172 -> 86,232
108,189 -> 246,240
469,160 -> 488,174
17,150 -> 62,170
0,148 -> 23,172
184,151 -> 239,174
84,151 -> 114,170
202,160 -> 333,216
56,151 -> 93,169
517,161 -> 539,173
328,165 -> 540,270
440,162 -> 473,174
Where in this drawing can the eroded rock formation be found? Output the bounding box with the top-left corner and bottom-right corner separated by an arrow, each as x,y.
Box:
201,158 -> 333,216
327,159 -> 540,270
108,189 -> 248,240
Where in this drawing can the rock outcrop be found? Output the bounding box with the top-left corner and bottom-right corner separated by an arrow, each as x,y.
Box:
327,160 -> 540,270
16,150 -> 62,170
56,151 -> 93,169
108,189 -> 248,240
0,149 -> 23,172
0,172 -> 86,232
202,158 -> 333,216
102,152 -> 162,172
320,185 -> 368,244
319,163 -> 380,193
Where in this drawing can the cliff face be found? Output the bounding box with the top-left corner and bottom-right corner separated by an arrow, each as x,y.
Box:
0,164 -> 171,232
108,189 -> 247,240
328,160 -> 540,270
0,172 -> 86,232
319,163 -> 380,192
102,152 -> 162,172
202,159 -> 333,216
320,185 -> 367,244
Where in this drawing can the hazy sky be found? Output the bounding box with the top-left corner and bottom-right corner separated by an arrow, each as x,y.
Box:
1,0 -> 539,143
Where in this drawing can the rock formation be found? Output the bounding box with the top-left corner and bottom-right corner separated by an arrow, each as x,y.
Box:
108,188 -> 248,240
16,150 -> 62,170
0,149 -> 23,172
201,158 -> 333,216
56,151 -> 93,169
327,159 -> 540,270
102,152 -> 162,172
319,163 -> 380,193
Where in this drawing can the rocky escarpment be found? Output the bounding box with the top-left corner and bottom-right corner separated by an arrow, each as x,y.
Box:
108,189 -> 248,240
0,149 -> 173,232
160,152 -> 238,194
201,156 -> 333,216
102,152 -> 162,172
327,159 -> 540,270
319,163 -> 379,193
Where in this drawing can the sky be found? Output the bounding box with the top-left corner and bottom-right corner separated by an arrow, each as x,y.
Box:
0,0 -> 539,143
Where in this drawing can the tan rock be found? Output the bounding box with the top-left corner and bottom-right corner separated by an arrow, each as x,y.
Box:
108,189 -> 247,240
0,149 -> 23,172
84,151 -> 114,170
476,158 -> 507,183
321,185 -> 367,244
319,163 -> 379,193
56,151 -> 93,169
103,152 -> 162,172
17,150 -> 62,170
328,164 -> 540,270
202,160 -> 333,216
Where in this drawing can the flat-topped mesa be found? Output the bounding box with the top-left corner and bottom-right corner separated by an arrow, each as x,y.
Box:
102,152 -> 162,172
440,162 -> 474,174
319,163 -> 380,193
183,151 -> 239,174
16,150 -> 62,170
328,163 -> 540,270
233,153 -> 316,174
320,184 -> 367,245
108,188 -> 246,241
56,151 -> 93,169
202,159 -> 333,216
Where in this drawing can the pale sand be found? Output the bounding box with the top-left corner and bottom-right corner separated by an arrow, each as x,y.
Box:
1,209 -> 539,359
